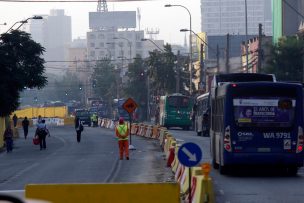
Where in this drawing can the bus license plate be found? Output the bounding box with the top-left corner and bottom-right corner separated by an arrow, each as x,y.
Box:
257,148 -> 271,152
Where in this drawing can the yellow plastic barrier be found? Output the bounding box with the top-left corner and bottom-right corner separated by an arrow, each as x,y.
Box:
0,117 -> 5,148
25,183 -> 180,203
171,145 -> 181,173
152,125 -> 159,139
190,175 -> 215,203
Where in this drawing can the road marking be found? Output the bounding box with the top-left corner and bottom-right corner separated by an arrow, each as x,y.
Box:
219,189 -> 225,195
0,163 -> 39,185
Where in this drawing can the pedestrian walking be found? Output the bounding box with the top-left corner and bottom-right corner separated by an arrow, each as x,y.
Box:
3,126 -> 13,153
75,117 -> 84,143
22,117 -> 30,139
36,119 -> 49,150
37,115 -> 42,125
12,114 -> 18,128
115,117 -> 129,160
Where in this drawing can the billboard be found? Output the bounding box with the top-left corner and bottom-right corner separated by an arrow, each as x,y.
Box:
89,11 -> 136,29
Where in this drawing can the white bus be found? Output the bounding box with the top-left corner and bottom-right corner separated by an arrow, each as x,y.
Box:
194,92 -> 210,136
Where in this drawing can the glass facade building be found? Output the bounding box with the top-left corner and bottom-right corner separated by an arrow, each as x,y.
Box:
201,0 -> 272,36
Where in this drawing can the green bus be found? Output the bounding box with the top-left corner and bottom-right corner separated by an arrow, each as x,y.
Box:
159,94 -> 193,130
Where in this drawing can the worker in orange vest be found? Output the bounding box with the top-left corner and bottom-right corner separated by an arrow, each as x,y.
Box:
115,117 -> 129,160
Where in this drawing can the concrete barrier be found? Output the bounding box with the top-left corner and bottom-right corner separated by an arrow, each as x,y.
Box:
25,183 -> 180,203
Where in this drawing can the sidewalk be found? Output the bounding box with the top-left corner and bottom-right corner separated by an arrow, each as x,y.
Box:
109,134 -> 175,183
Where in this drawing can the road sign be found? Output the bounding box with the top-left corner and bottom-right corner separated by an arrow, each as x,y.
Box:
122,98 -> 138,114
178,142 -> 202,167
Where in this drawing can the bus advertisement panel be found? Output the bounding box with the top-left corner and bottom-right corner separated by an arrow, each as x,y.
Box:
210,82 -> 304,175
233,98 -> 295,127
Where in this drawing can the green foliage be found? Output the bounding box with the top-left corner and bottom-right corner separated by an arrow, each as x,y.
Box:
92,58 -> 117,102
147,44 -> 191,95
0,30 -> 47,116
124,55 -> 148,119
263,36 -> 304,82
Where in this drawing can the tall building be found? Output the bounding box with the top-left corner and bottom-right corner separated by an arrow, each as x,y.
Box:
29,9 -> 72,73
201,0 -> 272,36
87,29 -> 145,61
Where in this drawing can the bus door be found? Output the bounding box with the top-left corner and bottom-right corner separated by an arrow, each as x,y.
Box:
232,97 -> 298,154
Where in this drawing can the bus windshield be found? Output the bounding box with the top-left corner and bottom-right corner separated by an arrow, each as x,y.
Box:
168,96 -> 190,108
233,97 -> 295,128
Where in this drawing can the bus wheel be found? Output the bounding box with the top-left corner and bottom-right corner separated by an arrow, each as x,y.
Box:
197,131 -> 202,136
219,164 -> 228,175
183,126 -> 190,131
212,158 -> 219,169
286,166 -> 298,176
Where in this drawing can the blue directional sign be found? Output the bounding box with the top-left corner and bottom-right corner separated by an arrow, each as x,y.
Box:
178,142 -> 202,167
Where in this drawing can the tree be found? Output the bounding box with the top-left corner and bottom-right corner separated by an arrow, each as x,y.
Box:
124,55 -> 148,120
263,36 -> 304,82
92,58 -> 117,102
147,44 -> 191,96
0,30 -> 47,116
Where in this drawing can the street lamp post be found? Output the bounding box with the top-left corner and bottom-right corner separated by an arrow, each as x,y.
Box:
165,4 -> 193,95
141,38 -> 164,52
180,28 -> 219,93
5,16 -> 43,33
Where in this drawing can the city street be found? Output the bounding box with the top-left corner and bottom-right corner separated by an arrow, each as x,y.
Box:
0,126 -> 172,196
170,129 -> 304,203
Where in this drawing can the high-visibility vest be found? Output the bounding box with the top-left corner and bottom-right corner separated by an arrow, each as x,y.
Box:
116,124 -> 128,140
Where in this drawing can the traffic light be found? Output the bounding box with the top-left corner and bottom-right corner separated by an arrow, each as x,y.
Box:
79,84 -> 83,90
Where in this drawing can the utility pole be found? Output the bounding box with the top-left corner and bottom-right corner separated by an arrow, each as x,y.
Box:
176,51 -> 181,93
147,70 -> 150,121
225,34 -> 230,73
257,23 -> 263,73
200,43 -> 205,91
216,44 -> 220,73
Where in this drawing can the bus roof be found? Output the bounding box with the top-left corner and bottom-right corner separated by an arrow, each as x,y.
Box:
216,82 -> 302,98
212,73 -> 276,87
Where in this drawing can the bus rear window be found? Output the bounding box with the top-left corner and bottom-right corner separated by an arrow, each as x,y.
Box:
233,97 -> 295,127
168,96 -> 190,108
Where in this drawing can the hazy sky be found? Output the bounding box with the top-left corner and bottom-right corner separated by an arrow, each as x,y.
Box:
0,0 -> 201,45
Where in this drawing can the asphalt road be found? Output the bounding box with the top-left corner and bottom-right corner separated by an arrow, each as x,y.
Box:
0,126 -> 172,196
170,129 -> 304,203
